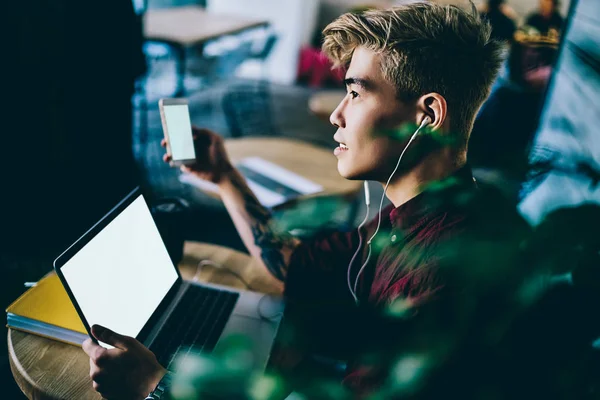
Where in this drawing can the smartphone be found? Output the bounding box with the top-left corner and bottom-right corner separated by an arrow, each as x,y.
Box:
158,98 -> 196,166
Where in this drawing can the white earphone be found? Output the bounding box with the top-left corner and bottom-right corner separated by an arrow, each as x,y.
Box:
347,116 -> 432,303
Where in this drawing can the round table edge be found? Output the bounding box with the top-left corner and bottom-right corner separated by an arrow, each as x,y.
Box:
8,328 -> 47,399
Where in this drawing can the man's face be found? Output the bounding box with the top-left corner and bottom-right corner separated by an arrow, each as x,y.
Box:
331,46 -> 414,181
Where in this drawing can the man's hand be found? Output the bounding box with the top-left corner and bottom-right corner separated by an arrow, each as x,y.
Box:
82,325 -> 167,400
162,127 -> 233,184
163,127 -> 295,286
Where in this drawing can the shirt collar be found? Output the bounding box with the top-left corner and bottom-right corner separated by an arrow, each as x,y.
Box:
388,164 -> 476,230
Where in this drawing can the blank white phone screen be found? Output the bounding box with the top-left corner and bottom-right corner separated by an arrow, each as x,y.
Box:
60,195 -> 178,348
163,104 -> 195,161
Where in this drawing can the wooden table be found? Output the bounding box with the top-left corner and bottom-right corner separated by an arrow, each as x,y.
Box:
308,90 -> 346,122
143,5 -> 269,96
224,137 -> 361,200
8,242 -> 281,400
221,137 -> 363,229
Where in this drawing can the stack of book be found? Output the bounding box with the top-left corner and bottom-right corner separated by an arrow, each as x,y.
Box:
6,273 -> 87,346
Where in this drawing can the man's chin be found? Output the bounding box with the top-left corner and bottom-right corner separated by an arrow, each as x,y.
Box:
337,163 -> 366,181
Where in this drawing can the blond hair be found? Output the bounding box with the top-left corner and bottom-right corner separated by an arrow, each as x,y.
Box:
322,2 -> 504,145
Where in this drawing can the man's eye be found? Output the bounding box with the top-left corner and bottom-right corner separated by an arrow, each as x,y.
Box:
349,91 -> 359,99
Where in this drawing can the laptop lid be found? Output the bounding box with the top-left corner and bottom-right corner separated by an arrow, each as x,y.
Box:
53,187 -> 182,347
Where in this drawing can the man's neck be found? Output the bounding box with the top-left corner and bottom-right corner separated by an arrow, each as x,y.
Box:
384,151 -> 466,208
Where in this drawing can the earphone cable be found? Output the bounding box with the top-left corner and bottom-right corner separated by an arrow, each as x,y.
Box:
349,119 -> 429,301
347,204 -> 371,302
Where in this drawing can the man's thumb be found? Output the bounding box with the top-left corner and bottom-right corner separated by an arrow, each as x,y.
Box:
91,325 -> 130,349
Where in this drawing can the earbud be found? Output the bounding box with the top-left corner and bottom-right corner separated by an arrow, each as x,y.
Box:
421,116 -> 432,128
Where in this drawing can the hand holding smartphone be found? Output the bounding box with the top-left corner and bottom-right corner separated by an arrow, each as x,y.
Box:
158,98 -> 196,166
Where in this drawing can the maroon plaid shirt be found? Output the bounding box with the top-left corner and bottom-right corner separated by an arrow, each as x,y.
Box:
280,166 -> 529,395
286,166 -> 477,306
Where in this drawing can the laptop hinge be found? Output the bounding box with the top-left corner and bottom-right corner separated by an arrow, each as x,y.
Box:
143,281 -> 190,348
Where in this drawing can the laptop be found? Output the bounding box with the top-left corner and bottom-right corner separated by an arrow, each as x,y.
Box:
53,187 -> 283,371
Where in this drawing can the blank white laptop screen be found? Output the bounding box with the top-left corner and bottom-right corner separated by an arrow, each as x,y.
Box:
60,195 -> 178,345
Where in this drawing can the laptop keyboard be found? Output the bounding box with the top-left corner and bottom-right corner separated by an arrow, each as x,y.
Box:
150,284 -> 239,369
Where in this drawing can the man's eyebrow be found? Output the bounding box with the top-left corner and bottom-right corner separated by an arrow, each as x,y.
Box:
344,77 -> 373,90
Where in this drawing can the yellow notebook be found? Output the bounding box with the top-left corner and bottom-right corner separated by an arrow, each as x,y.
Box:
6,272 -> 87,346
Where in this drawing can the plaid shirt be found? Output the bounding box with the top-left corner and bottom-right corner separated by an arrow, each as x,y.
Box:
280,166 -> 529,395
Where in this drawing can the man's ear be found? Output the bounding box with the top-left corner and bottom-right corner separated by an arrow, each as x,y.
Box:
416,93 -> 447,132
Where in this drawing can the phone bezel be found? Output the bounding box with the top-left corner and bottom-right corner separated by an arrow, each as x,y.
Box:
158,98 -> 196,167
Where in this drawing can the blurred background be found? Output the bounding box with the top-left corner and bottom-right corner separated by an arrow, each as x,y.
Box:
4,0 -> 600,398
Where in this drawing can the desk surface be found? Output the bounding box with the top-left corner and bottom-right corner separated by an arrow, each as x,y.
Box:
224,137 -> 361,200
8,242 -> 281,400
144,5 -> 269,46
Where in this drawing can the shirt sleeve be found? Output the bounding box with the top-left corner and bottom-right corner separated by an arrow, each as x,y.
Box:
284,228 -> 359,307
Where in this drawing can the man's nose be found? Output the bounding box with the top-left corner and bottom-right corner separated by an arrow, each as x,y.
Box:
330,98 -> 346,129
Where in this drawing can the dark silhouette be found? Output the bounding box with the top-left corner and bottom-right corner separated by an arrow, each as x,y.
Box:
3,1 -> 145,396
4,0 -> 146,257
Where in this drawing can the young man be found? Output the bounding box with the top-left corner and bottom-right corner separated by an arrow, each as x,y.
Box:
83,3 -> 529,398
